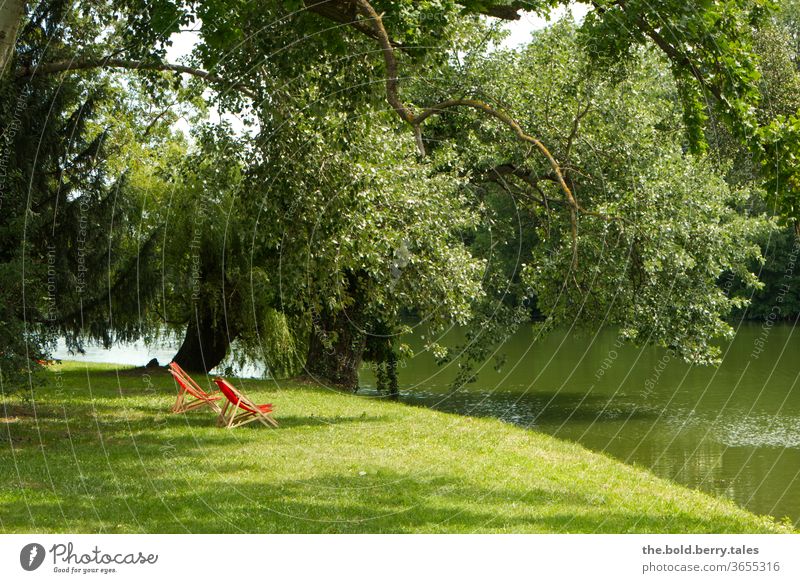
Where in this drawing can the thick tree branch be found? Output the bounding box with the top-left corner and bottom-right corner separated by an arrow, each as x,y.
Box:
15,57 -> 256,99
305,0 -> 523,26
632,17 -> 722,104
303,0 -> 406,48
350,1 -> 414,125
353,0 -> 581,265
413,98 -> 578,207
591,0 -> 723,104
352,0 -> 580,266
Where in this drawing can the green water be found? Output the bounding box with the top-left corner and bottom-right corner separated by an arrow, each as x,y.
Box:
360,323 -> 800,525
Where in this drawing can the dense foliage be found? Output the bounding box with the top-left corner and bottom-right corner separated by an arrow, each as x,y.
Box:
0,2 -> 170,390
418,21 -> 772,366
2,0 -> 800,391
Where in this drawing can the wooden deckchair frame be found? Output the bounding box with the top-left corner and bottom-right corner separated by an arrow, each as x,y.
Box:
169,362 -> 222,414
214,377 -> 278,429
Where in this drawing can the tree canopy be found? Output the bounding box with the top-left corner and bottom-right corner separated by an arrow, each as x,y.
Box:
1,0 -> 799,391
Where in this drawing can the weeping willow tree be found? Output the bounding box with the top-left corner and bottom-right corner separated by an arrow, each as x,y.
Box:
0,1 -> 195,390
0,2 -> 166,390
156,112 -> 485,383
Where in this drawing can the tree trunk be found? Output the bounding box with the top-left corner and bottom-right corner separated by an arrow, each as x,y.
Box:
172,305 -> 235,373
305,304 -> 367,389
0,0 -> 25,76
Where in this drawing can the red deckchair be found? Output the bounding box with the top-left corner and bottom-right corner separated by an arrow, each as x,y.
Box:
168,362 -> 222,414
213,377 -> 278,428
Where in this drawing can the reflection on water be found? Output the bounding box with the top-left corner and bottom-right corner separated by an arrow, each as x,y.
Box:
360,323 -> 800,525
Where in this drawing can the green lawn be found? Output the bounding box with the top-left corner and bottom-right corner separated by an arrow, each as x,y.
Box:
0,361 -> 791,533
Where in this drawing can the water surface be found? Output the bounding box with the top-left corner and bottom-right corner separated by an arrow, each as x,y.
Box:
360,323 -> 800,525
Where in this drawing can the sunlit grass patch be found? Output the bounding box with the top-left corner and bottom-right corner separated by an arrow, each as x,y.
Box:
0,362 -> 791,534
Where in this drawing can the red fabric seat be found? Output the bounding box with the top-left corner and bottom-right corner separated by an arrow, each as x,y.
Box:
172,372 -> 221,401
215,379 -> 271,413
212,377 -> 278,429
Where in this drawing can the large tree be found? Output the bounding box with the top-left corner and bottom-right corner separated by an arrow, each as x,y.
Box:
0,1 -> 179,390
4,0 -> 799,387
414,18 -> 771,371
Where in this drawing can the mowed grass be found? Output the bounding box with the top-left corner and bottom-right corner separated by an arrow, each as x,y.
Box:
0,361 -> 790,533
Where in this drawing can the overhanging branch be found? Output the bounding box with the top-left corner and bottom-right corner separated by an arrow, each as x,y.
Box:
305,0 -> 524,25
15,57 -> 257,99
352,0 -> 580,266
589,0 -> 723,104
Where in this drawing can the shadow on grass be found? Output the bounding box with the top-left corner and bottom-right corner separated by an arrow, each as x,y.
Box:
0,468 -> 756,534
0,372 -> 775,534
3,404 -> 388,436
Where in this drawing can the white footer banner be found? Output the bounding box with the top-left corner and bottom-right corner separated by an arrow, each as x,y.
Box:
1,534 -> 797,582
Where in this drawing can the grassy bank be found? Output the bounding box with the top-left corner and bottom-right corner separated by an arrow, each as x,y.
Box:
0,361 -> 790,533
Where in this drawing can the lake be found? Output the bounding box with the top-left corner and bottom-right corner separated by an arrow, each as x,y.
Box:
56,322 -> 800,525
360,323 -> 800,526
